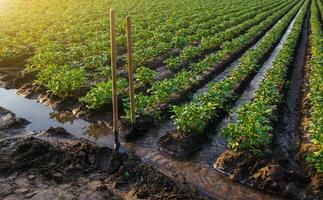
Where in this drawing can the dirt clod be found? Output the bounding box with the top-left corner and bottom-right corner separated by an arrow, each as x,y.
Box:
159,131 -> 206,159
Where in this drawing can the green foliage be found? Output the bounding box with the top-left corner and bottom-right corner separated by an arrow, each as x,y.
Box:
171,1 -> 303,136
307,145 -> 323,173
306,0 -> 323,173
35,65 -> 87,98
81,79 -> 127,109
181,46 -> 201,61
172,103 -> 215,134
222,103 -> 273,155
135,66 -> 156,86
164,56 -> 182,70
2,0 -> 293,115
222,1 -> 308,154
172,36 -> 188,49
125,0 -> 299,131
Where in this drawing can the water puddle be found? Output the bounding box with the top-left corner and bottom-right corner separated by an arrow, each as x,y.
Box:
0,88 -> 115,146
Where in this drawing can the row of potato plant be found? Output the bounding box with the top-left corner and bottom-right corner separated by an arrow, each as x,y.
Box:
1,0 -> 236,97
164,0 -> 290,70
123,0 -> 300,123
306,0 -> 323,173
83,0 -> 290,109
222,0 -> 308,155
27,0 -> 257,97
172,0 -> 305,136
0,0 -> 117,63
27,0 -> 242,70
131,0 -> 271,67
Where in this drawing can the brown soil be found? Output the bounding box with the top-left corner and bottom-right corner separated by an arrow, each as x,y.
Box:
214,150 -> 316,200
158,131 -> 206,159
123,116 -> 154,141
0,126 -> 210,200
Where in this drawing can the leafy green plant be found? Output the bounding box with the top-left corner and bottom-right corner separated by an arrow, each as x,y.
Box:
173,103 -> 215,134
164,56 -> 182,70
171,1 -> 303,137
126,0 -> 299,129
222,102 -> 273,155
181,46 -> 201,61
135,66 -> 156,86
172,36 -> 188,48
81,79 -> 127,109
307,144 -> 323,173
222,1 -> 308,155
35,64 -> 87,98
306,0 -> 323,173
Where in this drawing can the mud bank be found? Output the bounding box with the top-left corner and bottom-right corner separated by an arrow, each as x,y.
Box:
214,151 -> 314,199
0,126 -> 209,200
0,106 -> 29,140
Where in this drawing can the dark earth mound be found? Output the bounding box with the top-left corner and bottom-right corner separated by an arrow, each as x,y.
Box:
159,131 -> 206,159
0,126 -> 209,200
214,150 -> 322,200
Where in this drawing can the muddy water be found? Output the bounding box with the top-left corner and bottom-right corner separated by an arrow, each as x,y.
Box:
0,86 -> 280,199
123,143 -> 280,200
272,9 -> 309,170
0,88 -> 115,147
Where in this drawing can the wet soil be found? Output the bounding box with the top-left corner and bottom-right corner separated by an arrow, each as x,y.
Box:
214,151 -> 312,199
158,131 -> 207,159
0,54 -> 35,90
0,126 -> 209,200
0,107 -> 29,140
124,141 -> 279,200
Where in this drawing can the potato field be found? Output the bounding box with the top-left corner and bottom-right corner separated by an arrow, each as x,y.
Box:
0,0 -> 322,199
